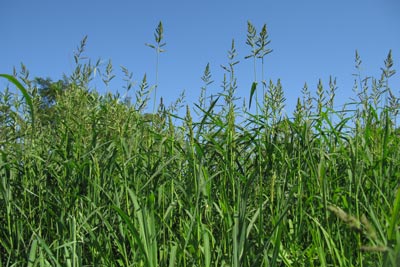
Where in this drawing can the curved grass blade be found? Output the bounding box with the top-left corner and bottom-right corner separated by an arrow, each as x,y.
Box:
0,74 -> 35,126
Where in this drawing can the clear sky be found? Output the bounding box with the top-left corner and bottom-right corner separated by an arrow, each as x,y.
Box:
1,0 -> 399,117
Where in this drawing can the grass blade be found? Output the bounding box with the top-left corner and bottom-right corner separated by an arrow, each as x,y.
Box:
0,73 -> 35,126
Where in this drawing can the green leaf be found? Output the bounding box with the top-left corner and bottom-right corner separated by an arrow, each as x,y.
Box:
145,43 -> 156,49
168,243 -> 177,267
112,205 -> 150,265
249,82 -> 257,109
388,187 -> 400,241
27,239 -> 38,267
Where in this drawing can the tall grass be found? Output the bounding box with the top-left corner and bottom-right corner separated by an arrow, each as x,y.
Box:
1,23 -> 399,266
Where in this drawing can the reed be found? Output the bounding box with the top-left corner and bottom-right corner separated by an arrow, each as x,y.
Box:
0,23 -> 399,266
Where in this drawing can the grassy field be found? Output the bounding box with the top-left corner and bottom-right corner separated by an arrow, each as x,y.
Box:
1,23 -> 399,266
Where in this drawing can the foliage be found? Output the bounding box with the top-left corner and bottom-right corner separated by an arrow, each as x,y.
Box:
0,23 -> 399,267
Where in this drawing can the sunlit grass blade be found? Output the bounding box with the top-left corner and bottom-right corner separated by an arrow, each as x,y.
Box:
27,239 -> 38,267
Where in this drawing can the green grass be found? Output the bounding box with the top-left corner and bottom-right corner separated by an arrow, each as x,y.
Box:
1,22 -> 399,266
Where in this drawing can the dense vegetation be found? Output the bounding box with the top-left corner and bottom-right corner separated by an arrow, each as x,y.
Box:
1,22 -> 399,266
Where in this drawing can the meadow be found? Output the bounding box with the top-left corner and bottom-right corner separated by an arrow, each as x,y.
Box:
1,22 -> 399,266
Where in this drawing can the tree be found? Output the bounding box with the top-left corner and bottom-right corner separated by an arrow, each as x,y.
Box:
32,77 -> 70,125
33,77 -> 69,109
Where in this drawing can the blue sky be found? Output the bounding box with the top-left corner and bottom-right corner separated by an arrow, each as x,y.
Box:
1,0 -> 399,117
